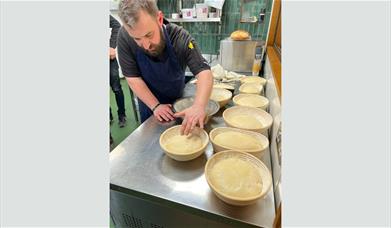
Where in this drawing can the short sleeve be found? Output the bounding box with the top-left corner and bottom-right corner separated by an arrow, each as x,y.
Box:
117,27 -> 141,77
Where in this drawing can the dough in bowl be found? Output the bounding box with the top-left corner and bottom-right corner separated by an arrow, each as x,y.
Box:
214,131 -> 263,151
164,135 -> 203,154
210,157 -> 262,198
236,96 -> 265,108
241,85 -> 260,94
210,93 -> 227,102
228,114 -> 263,129
213,83 -> 235,91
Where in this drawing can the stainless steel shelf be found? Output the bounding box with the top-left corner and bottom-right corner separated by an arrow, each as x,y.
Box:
167,17 -> 221,23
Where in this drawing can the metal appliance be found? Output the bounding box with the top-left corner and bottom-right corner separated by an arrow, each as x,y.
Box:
219,38 -> 264,72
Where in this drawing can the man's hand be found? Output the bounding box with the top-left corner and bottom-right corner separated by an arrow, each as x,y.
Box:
174,104 -> 206,135
153,104 -> 175,122
109,48 -> 116,60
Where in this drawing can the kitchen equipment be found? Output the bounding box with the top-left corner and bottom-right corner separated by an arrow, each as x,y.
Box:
160,125 -> 209,161
219,38 -> 264,72
222,106 -> 273,135
110,82 -> 277,228
209,127 -> 269,158
204,150 -> 272,206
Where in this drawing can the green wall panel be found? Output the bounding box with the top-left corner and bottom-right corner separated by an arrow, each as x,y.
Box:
158,0 -> 274,54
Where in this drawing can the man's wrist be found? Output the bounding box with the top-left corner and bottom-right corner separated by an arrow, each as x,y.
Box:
193,100 -> 206,109
151,103 -> 161,112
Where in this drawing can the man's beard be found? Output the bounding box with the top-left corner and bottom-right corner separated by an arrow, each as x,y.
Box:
144,28 -> 165,57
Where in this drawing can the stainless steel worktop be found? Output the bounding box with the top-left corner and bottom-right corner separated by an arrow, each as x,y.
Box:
110,83 -> 276,227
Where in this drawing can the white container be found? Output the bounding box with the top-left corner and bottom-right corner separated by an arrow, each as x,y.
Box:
209,12 -> 217,18
171,13 -> 180,19
181,8 -> 194,19
196,4 -> 208,19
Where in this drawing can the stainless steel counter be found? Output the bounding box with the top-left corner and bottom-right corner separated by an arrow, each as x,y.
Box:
110,83 -> 276,228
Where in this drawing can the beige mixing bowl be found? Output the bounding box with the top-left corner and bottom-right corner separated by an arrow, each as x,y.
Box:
210,88 -> 232,109
240,76 -> 267,86
213,83 -> 235,92
173,97 -> 219,123
222,106 -> 273,134
160,125 -> 209,161
239,82 -> 263,95
209,127 -> 269,158
205,150 -> 272,206
232,94 -> 269,110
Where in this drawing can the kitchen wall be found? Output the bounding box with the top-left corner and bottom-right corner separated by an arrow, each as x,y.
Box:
111,0 -> 273,55
158,0 -> 273,54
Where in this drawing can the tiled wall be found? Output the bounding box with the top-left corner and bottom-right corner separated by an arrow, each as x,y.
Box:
158,0 -> 273,54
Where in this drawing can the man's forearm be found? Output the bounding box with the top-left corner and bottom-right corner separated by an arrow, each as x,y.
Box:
194,70 -> 213,108
126,77 -> 159,110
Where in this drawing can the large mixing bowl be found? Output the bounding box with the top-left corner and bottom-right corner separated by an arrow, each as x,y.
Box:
222,106 -> 273,135
205,150 -> 272,206
210,88 -> 232,109
160,125 -> 209,161
209,127 -> 269,158
173,97 -> 219,123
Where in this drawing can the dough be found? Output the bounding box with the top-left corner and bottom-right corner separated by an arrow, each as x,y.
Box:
213,83 -> 234,90
243,77 -> 262,84
237,96 -> 265,108
210,157 -> 262,198
214,131 -> 263,151
241,85 -> 260,94
228,115 -> 263,129
165,135 -> 203,154
211,92 -> 227,102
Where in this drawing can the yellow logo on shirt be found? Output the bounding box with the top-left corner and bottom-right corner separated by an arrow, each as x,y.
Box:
188,41 -> 194,49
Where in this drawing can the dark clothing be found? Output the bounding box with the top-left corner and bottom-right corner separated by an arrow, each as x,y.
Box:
110,15 -> 121,48
110,15 -> 126,120
117,19 -> 210,78
110,59 -> 125,119
136,26 -> 185,122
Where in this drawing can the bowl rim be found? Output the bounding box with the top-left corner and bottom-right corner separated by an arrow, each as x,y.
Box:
222,106 -> 273,131
159,125 -> 209,156
211,88 -> 233,102
213,83 -> 235,91
238,83 -> 264,94
173,96 -> 219,117
209,127 -> 269,153
204,150 -> 272,202
240,76 -> 267,85
232,93 -> 269,108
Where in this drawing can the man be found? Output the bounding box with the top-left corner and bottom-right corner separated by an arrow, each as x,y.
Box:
117,0 -> 213,135
110,15 -> 127,128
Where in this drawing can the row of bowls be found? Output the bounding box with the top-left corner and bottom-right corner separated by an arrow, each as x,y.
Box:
160,125 -> 272,206
159,76 -> 273,206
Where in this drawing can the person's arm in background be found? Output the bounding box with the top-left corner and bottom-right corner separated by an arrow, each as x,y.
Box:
173,37 -> 213,135
109,15 -> 121,59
